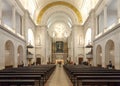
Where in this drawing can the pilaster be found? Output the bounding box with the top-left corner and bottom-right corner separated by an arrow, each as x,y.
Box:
12,6 -> 16,31
14,44 -> 18,68
102,43 -> 106,67
104,5 -> 107,29
114,40 -> 120,69
117,0 -> 120,23
0,0 -> 2,24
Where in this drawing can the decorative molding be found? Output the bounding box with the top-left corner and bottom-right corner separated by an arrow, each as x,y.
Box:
94,23 -> 120,42
0,25 -> 25,42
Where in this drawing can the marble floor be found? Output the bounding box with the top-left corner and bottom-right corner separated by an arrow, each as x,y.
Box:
45,65 -> 73,86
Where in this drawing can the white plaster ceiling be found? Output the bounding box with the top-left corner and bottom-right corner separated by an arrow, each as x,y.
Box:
47,12 -> 72,42
19,0 -> 99,24
35,0 -> 84,10
19,0 -> 99,41
33,0 -> 94,42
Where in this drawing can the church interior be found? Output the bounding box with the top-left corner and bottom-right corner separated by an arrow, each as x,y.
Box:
0,0 -> 120,86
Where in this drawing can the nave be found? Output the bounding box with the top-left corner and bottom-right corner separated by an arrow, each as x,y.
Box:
0,64 -> 120,86
45,65 -> 73,86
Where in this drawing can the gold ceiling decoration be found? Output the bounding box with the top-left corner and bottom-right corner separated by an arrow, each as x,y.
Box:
37,1 -> 82,24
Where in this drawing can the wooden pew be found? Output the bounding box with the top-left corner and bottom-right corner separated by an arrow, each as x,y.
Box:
0,75 -> 41,86
0,64 -> 56,86
0,80 -> 38,86
63,65 -> 120,86
76,76 -> 120,86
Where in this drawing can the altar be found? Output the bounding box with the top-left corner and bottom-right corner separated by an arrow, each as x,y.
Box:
52,53 -> 68,64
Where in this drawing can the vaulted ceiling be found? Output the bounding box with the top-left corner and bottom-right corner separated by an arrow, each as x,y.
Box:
19,0 -> 99,41
19,0 -> 99,25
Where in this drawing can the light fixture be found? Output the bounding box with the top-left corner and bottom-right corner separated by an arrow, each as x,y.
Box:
100,53 -> 102,57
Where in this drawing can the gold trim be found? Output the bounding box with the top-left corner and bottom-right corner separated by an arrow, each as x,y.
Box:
37,1 -> 82,24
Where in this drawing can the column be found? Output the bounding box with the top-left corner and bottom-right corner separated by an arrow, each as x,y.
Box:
114,41 -> 120,69
45,26 -> 49,64
93,44 -> 96,66
0,0 -> 2,24
72,26 -> 76,63
104,5 -> 107,30
12,6 -> 16,31
95,16 -> 99,35
72,25 -> 83,64
70,30 -> 74,62
117,0 -> 120,23
22,16 -> 25,37
0,39 -> 5,69
102,43 -> 106,67
14,44 -> 18,68
23,45 -> 27,66
38,25 -> 47,64
70,35 -> 74,62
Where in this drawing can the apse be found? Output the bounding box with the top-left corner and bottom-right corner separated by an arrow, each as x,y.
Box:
47,12 -> 72,42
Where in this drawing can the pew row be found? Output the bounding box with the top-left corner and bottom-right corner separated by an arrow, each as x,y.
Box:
63,65 -> 120,86
0,64 -> 56,86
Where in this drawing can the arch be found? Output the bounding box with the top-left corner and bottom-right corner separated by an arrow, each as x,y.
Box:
17,45 -> 23,67
105,40 -> 115,68
96,45 -> 102,67
37,1 -> 82,24
5,40 -> 14,68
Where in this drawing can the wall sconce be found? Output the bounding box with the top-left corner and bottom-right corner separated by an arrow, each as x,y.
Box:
100,53 -> 102,57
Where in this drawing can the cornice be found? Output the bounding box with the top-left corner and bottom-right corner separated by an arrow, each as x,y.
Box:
0,25 -> 26,42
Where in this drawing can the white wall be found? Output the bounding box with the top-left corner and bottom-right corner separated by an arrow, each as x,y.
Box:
0,26 -> 26,69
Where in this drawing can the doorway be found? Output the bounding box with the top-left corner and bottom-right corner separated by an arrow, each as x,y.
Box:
78,58 -> 83,64
36,58 -> 41,65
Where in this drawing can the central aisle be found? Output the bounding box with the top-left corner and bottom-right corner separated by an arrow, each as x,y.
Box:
45,65 -> 73,86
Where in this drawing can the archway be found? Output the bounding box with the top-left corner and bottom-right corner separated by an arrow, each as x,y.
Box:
105,40 -> 115,68
96,45 -> 102,67
17,45 -> 23,67
5,40 -> 14,68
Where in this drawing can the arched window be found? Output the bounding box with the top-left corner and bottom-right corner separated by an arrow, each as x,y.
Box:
28,29 -> 34,46
2,0 -> 12,28
107,0 -> 117,27
85,28 -> 92,60
85,28 -> 92,45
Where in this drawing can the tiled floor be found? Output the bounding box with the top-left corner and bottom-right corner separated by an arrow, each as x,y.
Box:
45,65 -> 73,86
